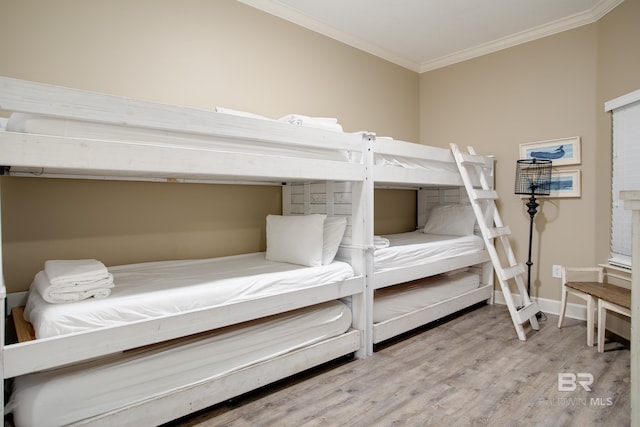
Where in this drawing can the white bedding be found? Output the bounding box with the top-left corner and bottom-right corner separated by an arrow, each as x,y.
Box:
374,231 -> 484,273
373,271 -> 480,323
6,112 -> 351,161
8,300 -> 352,427
24,253 -> 354,338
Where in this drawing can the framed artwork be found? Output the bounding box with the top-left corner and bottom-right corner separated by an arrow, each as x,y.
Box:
548,169 -> 581,198
519,136 -> 581,166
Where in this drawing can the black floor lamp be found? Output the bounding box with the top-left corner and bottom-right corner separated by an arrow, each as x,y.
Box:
514,158 -> 552,296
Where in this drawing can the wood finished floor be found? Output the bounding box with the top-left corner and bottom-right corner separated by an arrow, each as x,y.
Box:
165,304 -> 630,427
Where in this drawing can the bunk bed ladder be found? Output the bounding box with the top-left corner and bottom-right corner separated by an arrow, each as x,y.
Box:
450,144 -> 540,341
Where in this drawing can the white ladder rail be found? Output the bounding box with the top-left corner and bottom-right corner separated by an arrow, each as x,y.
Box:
451,144 -> 540,341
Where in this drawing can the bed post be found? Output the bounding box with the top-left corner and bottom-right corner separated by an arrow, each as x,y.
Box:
349,133 -> 375,357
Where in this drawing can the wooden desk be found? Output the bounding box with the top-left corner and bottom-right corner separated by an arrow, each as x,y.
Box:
565,281 -> 631,310
565,281 -> 631,352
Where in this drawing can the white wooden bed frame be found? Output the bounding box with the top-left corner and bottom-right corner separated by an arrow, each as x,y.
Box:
0,77 -> 370,425
370,137 -> 494,347
0,76 -> 497,423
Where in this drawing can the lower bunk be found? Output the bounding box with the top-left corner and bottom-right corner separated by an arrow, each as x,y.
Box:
373,270 -> 492,344
3,219 -> 365,425
6,300 -> 359,427
370,211 -> 493,346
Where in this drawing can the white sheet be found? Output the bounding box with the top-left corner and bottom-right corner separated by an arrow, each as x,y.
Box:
374,231 -> 484,273
8,300 -> 352,427
24,253 -> 354,338
373,271 -> 480,323
6,112 -> 351,161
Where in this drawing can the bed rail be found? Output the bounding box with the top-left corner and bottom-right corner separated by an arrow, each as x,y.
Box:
373,250 -> 491,289
0,77 -> 367,183
3,276 -> 363,378
372,137 -> 489,188
372,137 -> 463,187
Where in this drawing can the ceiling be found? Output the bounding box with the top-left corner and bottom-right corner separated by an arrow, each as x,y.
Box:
238,0 -> 623,72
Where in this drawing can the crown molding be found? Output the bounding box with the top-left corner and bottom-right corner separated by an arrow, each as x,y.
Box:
419,0 -> 624,72
238,0 -> 624,74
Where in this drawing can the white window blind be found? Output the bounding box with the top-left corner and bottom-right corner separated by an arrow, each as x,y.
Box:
606,90 -> 640,268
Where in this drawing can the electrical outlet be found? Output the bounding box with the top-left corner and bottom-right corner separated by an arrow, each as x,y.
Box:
552,264 -> 562,279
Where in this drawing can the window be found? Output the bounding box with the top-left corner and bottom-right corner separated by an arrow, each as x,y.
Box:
606,90 -> 640,268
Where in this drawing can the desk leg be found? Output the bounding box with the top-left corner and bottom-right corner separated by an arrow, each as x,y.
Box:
597,299 -> 605,353
586,296 -> 595,347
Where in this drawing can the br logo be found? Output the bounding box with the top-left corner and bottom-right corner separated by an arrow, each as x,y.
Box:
558,373 -> 594,391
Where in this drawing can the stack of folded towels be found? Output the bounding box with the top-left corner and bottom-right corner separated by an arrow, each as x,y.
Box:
34,259 -> 115,303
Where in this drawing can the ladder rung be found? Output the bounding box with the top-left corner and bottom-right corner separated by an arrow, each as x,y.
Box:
498,263 -> 526,281
471,189 -> 498,200
485,225 -> 511,239
459,153 -> 493,168
515,303 -> 540,324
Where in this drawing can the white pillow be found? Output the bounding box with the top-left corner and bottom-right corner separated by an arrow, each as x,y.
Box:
266,214 -> 326,267
423,204 -> 476,236
322,216 -> 347,265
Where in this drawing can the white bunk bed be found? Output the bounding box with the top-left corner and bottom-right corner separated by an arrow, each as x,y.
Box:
0,77 -> 370,426
369,136 -> 494,346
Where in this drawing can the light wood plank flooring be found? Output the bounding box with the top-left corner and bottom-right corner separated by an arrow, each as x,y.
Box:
165,304 -> 630,427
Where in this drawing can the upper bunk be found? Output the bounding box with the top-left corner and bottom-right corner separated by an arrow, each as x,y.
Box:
0,76 -> 370,376
0,76 -> 369,184
372,136 -> 490,188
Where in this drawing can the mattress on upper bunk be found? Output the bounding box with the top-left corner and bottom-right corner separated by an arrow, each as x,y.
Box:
5,112 -> 353,161
24,253 -> 354,338
7,300 -> 352,427
373,271 -> 480,323
374,231 -> 484,273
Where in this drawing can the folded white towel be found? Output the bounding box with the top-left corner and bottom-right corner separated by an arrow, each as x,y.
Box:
37,259 -> 114,303
278,114 -> 344,132
374,235 -> 390,249
34,271 -> 114,303
45,259 -> 110,286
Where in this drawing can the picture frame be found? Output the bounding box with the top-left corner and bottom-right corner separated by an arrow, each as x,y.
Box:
548,169 -> 581,198
519,136 -> 581,166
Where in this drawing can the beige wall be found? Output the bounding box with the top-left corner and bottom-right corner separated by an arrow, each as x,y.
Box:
0,0 -> 419,292
1,0 -> 637,299
420,0 -> 640,304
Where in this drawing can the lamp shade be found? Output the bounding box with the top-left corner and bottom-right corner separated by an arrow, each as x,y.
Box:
514,159 -> 552,195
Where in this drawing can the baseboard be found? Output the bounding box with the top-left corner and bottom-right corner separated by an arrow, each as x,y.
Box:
493,290 -> 586,320
493,290 -> 630,339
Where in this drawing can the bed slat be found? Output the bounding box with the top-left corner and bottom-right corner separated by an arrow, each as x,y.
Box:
11,307 -> 35,343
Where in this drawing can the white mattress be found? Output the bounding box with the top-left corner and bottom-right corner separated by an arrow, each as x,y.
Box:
6,112 -> 352,161
24,253 -> 354,338
373,271 -> 480,323
374,231 -> 484,273
8,300 -> 351,427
